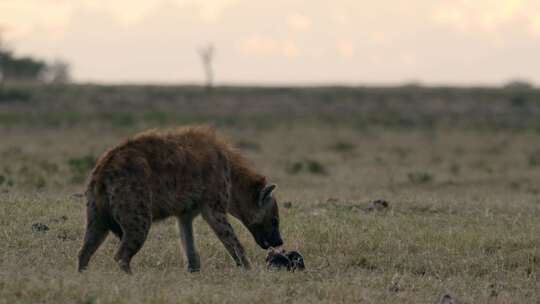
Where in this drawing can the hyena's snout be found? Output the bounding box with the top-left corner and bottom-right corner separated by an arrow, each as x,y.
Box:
251,224 -> 283,249
267,229 -> 284,248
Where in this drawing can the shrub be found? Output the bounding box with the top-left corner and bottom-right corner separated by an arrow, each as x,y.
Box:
329,141 -> 356,153
306,160 -> 327,175
286,161 -> 304,175
408,171 -> 433,184
286,159 -> 328,175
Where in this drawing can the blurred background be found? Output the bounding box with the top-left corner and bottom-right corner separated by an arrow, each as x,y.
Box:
1,0 -> 540,193
1,0 -> 539,86
0,0 -> 540,198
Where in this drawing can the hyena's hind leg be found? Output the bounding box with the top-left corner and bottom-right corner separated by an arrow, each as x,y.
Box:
108,180 -> 151,274
78,200 -> 109,272
177,214 -> 201,272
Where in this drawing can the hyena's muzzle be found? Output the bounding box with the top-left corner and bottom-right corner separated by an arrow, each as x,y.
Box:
248,221 -> 283,250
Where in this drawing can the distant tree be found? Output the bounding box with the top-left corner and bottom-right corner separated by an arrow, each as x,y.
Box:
43,59 -> 71,84
504,79 -> 535,90
197,44 -> 215,90
0,49 -> 8,86
0,28 -> 71,90
1,54 -> 46,82
0,28 -> 5,88
0,27 -> 50,83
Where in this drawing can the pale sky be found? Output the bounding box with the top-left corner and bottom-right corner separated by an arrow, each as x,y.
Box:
1,0 -> 540,85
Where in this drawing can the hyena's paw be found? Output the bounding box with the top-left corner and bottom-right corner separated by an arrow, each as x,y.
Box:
117,259 -> 132,275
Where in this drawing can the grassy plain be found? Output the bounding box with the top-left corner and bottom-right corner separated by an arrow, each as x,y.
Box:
1,84 -> 540,303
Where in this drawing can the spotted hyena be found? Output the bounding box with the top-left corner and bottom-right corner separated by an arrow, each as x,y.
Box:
77,126 -> 283,273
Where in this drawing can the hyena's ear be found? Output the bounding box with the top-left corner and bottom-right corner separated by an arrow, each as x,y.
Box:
258,184 -> 277,208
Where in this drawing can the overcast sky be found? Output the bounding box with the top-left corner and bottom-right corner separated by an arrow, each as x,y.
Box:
1,0 -> 539,85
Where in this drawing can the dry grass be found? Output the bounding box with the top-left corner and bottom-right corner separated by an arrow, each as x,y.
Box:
2,85 -> 540,303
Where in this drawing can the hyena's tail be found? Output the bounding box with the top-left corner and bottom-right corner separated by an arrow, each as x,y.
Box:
86,180 -> 123,238
77,181 -> 111,272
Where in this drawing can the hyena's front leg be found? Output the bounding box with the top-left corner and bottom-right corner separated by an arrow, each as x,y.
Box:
177,215 -> 201,272
202,208 -> 250,269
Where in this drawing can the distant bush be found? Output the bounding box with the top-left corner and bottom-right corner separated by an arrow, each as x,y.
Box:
0,49 -> 46,82
0,88 -> 30,102
329,141 -> 356,153
510,94 -> 527,107
1,43 -> 70,84
306,160 -> 327,175
503,80 -> 535,108
504,80 -> 535,90
286,161 -> 304,175
286,159 -> 328,175
408,171 -> 434,184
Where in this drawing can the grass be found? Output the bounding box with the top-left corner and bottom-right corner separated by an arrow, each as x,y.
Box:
1,84 -> 540,303
68,155 -> 97,184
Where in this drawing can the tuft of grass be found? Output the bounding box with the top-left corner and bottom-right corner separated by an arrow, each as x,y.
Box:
31,222 -> 49,233
34,176 -> 46,189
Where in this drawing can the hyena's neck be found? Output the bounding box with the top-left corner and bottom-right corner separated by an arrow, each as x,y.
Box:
227,160 -> 266,220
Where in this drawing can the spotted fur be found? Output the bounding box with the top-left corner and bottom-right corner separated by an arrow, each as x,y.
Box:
77,126 -> 283,273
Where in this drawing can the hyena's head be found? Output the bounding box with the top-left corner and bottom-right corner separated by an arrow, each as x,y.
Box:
244,184 -> 283,250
